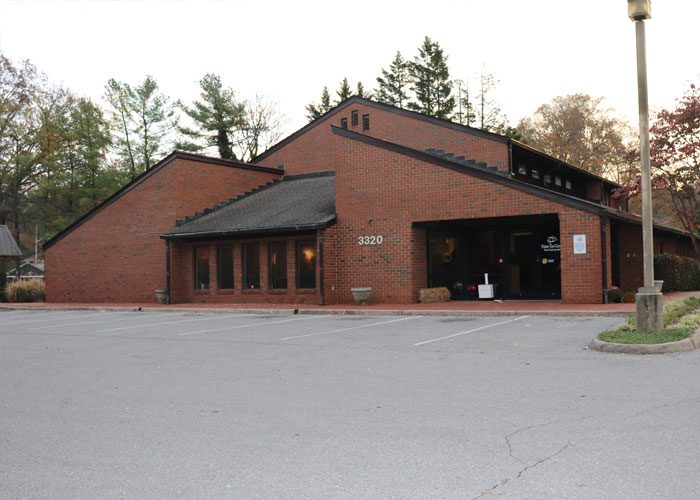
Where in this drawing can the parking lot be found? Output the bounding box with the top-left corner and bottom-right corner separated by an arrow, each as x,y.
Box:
2,309 -> 699,498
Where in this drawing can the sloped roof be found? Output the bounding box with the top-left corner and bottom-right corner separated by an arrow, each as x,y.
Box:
43,151 -> 283,250
162,172 -> 336,239
0,225 -> 22,257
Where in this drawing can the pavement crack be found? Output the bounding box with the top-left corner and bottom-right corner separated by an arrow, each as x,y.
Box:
503,419 -> 559,465
624,395 -> 700,421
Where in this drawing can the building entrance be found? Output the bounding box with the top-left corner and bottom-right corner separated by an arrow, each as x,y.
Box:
425,215 -> 561,300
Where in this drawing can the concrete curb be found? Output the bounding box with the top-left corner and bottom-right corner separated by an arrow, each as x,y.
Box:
0,305 -> 632,318
590,328 -> 700,354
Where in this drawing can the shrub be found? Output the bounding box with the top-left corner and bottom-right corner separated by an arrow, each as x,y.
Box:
4,279 -> 45,303
654,254 -> 700,291
418,287 -> 451,303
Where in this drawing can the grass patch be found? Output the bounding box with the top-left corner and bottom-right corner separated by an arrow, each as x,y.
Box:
598,296 -> 700,344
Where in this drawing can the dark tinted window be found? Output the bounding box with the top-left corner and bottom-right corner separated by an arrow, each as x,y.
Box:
340,117 -> 348,129
269,241 -> 287,289
351,110 -> 358,126
217,245 -> 234,289
194,247 -> 210,290
362,114 -> 370,131
242,243 -> 260,289
296,241 -> 316,289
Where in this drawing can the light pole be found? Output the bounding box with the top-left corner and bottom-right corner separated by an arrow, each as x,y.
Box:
628,0 -> 663,331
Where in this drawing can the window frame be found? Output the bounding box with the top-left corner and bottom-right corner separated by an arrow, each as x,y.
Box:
351,110 -> 358,127
340,117 -> 348,129
296,240 -> 317,290
193,246 -> 210,291
242,243 -> 260,290
268,241 -> 288,290
217,245 -> 234,290
362,114 -> 370,131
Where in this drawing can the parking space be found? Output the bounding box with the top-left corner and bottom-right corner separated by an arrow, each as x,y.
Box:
2,309 -> 699,498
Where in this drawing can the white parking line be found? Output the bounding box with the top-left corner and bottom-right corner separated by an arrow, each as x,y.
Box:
282,316 -> 423,341
96,314 -> 250,333
29,312 -> 176,330
413,315 -> 529,346
1,312 -> 126,327
177,315 -> 322,336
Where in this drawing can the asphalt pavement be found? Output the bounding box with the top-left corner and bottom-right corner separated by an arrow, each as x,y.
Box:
1,310 -> 699,499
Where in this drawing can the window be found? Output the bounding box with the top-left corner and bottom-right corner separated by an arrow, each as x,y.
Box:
565,179 -> 572,190
217,245 -> 234,289
544,174 -> 551,185
531,168 -> 540,180
296,241 -> 317,289
268,241 -> 287,289
242,243 -> 260,289
518,164 -> 527,175
340,117 -> 348,129
351,110 -> 358,126
194,247 -> 210,290
554,176 -> 562,187
362,114 -> 370,131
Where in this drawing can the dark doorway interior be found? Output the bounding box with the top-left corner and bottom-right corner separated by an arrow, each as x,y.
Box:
423,214 -> 561,300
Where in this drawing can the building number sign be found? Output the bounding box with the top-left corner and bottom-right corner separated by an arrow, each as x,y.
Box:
358,235 -> 384,245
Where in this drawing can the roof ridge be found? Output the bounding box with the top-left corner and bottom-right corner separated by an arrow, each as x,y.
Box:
175,178 -> 282,227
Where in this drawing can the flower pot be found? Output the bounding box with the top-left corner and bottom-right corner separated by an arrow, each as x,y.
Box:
351,287 -> 372,306
653,280 -> 664,292
155,289 -> 169,304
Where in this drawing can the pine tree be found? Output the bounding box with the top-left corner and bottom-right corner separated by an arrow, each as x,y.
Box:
407,37 -> 455,119
305,86 -> 332,121
131,76 -> 175,171
356,81 -> 367,99
453,79 -> 476,126
336,77 -> 352,102
177,73 -> 245,160
376,51 -> 410,108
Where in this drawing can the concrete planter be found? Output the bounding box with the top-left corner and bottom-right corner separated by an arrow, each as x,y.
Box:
351,287 -> 372,306
155,289 -> 169,305
654,280 -> 664,292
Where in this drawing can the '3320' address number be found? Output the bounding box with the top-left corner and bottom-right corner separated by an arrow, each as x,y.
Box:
358,235 -> 383,245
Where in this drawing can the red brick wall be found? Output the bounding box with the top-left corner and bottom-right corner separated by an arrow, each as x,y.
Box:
322,137 -> 606,304
256,102 -> 509,175
45,158 -> 280,302
170,235 -> 320,305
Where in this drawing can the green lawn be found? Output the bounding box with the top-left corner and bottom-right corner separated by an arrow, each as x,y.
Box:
598,296 -> 700,344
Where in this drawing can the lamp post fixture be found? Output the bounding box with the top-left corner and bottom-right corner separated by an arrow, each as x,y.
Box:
628,0 -> 663,331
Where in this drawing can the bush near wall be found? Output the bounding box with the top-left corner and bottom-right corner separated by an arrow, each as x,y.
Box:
654,254 -> 700,291
4,279 -> 45,302
418,287 -> 452,303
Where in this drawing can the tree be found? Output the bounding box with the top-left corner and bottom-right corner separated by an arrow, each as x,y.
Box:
617,83 -> 700,254
305,86 -> 332,121
517,94 -> 633,180
376,51 -> 410,109
475,72 -> 508,133
233,95 -> 285,162
407,36 -> 455,119
336,77 -> 352,102
105,76 -> 175,178
453,79 -> 476,126
177,73 -> 245,160
104,79 -> 136,178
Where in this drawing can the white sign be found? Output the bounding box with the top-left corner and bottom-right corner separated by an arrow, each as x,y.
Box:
573,234 -> 587,254
540,235 -> 561,252
358,235 -> 383,245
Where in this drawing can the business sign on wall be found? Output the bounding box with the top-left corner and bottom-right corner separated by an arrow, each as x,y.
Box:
540,235 -> 561,252
573,234 -> 587,254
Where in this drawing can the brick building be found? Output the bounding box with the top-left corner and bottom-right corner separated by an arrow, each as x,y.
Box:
44,97 -> 695,305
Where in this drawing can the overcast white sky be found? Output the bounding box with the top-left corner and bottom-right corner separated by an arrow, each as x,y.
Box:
0,0 -> 698,136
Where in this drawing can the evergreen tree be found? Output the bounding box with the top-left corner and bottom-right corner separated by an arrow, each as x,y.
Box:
407,37 -> 455,119
475,72 -> 508,132
356,81 -> 367,99
104,79 -> 137,178
177,73 -> 245,160
131,76 -> 175,172
376,51 -> 410,108
453,79 -> 476,126
336,77 -> 352,102
305,86 -> 332,121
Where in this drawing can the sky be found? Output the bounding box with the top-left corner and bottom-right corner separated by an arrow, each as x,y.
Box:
0,0 -> 698,137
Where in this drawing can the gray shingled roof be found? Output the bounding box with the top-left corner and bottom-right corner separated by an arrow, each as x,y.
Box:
163,172 -> 336,239
0,225 -> 22,257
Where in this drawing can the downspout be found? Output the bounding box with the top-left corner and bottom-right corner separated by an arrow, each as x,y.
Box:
601,218 -> 608,303
507,140 -> 514,176
317,228 -> 325,306
165,240 -> 171,304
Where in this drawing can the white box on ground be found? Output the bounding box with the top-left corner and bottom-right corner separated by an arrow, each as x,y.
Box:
478,272 -> 494,299
478,284 -> 494,299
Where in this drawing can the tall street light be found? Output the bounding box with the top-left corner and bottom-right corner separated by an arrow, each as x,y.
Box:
628,0 -> 663,331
